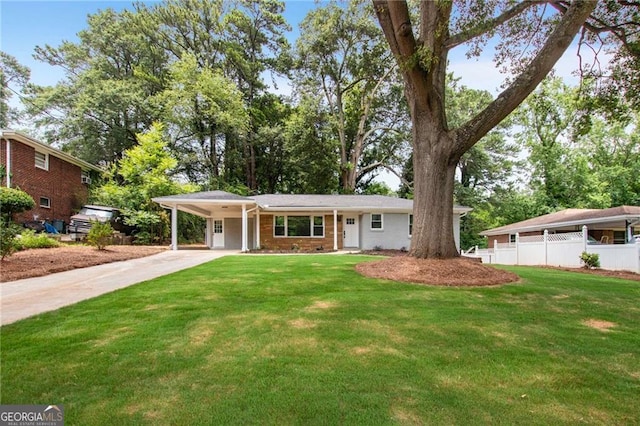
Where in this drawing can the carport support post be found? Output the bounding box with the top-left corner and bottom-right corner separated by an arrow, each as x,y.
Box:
171,206 -> 178,251
333,210 -> 338,250
205,218 -> 212,248
241,204 -> 248,252
256,210 -> 261,249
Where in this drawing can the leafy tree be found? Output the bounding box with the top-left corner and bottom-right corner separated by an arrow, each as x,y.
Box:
576,113 -> 640,207
0,187 -> 34,260
372,1 -> 637,258
156,54 -> 248,188
280,95 -> 339,193
295,0 -> 409,193
515,77 -> 580,209
0,51 -> 30,128
91,124 -> 198,242
136,0 -> 290,191
0,187 -> 35,221
25,8 -> 164,164
360,181 -> 395,196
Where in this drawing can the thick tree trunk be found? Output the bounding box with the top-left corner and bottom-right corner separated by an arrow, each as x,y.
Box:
410,113 -> 459,258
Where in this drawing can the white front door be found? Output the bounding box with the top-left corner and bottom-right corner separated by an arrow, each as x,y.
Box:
213,219 -> 224,248
343,215 -> 359,248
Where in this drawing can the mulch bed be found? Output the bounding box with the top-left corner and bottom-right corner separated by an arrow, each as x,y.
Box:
356,256 -> 520,286
1,245 -> 167,282
357,249 -> 640,285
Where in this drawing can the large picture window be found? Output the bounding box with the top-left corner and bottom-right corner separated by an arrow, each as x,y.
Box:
274,215 -> 325,237
287,216 -> 311,236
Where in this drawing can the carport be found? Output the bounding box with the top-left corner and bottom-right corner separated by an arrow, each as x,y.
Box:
152,191 -> 258,251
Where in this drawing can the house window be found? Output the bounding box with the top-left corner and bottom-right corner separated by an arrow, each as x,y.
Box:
313,216 -> 324,237
273,215 -> 325,237
274,216 -> 285,236
371,213 -> 383,230
81,171 -> 91,184
213,220 -> 223,234
35,151 -> 49,170
40,197 -> 51,208
409,214 -> 413,237
509,234 -> 517,244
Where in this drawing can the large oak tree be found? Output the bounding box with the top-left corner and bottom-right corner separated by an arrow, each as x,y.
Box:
372,0 -> 637,258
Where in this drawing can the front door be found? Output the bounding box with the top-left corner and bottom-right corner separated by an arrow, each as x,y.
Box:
343,215 -> 359,248
213,219 -> 224,248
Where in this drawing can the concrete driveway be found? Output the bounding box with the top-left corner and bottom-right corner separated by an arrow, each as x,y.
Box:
1,250 -> 237,326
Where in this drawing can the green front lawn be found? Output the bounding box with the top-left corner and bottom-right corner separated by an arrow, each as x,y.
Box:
1,255 -> 639,424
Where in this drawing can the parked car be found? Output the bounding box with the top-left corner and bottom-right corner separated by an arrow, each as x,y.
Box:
69,205 -> 134,235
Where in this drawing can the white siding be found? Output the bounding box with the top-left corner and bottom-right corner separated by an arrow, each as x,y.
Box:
360,213 -> 411,250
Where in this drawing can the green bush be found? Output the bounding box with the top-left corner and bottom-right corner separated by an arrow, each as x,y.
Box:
17,229 -> 60,250
580,251 -> 600,269
133,231 -> 154,245
0,218 -> 21,260
87,221 -> 114,250
0,187 -> 34,219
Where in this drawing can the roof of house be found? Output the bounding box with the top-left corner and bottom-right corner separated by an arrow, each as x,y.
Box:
155,190 -> 254,202
253,194 -> 413,209
481,206 -> 640,236
153,191 -> 472,213
1,129 -> 102,172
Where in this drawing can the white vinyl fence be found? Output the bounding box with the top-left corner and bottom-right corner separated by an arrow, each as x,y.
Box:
464,226 -> 640,273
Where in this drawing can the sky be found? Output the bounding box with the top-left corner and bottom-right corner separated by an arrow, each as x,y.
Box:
1,1 -> 590,92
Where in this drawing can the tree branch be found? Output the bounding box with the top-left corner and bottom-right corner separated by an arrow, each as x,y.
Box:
455,1 -> 597,157
445,2 -> 544,50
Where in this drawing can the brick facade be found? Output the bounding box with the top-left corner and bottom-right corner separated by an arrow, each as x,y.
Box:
259,214 -> 343,250
1,138 -> 89,224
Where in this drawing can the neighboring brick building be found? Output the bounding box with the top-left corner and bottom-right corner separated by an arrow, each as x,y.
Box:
0,130 -> 102,226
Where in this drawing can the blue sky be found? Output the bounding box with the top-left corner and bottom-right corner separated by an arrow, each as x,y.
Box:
0,0 -> 321,87
1,1 -> 590,94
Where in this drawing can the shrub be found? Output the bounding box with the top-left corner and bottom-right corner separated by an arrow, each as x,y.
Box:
0,218 -> 21,260
580,252 -> 600,269
133,231 -> 154,245
0,187 -> 34,219
87,221 -> 114,250
16,229 -> 60,250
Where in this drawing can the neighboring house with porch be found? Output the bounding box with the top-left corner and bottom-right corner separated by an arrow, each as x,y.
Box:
467,206 -> 640,273
480,206 -> 640,247
0,130 -> 102,226
153,191 -> 472,252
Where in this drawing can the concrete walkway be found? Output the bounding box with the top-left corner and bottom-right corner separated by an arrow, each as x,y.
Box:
1,250 -> 237,326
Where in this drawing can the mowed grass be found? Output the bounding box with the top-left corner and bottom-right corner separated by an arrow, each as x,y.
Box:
1,255 -> 639,425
